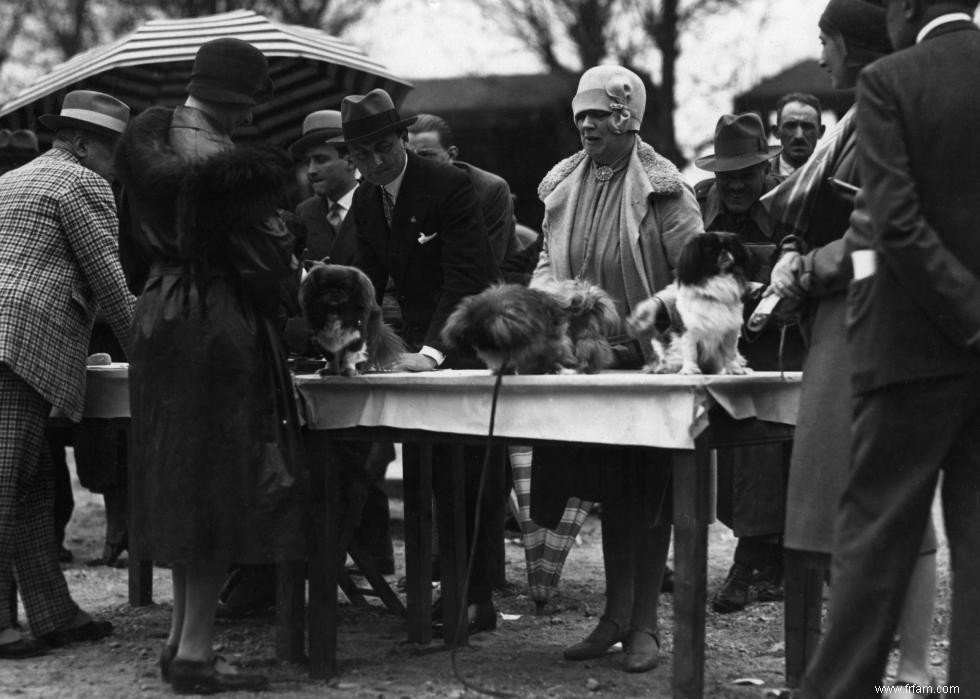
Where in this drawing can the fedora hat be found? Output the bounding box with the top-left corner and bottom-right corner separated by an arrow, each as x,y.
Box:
187,38 -> 273,106
38,90 -> 130,137
341,89 -> 416,144
0,129 -> 39,157
289,110 -> 345,157
694,113 -> 782,173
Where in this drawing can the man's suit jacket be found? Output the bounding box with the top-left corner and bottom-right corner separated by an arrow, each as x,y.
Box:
0,148 -> 135,420
294,194 -> 357,265
453,161 -> 520,266
850,20 -> 980,393
352,151 -> 498,355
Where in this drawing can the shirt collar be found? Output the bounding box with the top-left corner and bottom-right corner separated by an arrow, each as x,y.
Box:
330,185 -> 356,213
382,154 -> 409,203
917,13 -> 973,44
777,155 -> 797,177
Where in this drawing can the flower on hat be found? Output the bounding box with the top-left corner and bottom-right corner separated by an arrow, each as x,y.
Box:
605,79 -> 634,134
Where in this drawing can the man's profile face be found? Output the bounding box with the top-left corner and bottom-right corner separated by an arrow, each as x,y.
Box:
774,102 -> 822,168
348,131 -> 407,186
715,162 -> 769,214
407,131 -> 453,164
305,144 -> 354,199
82,134 -> 118,182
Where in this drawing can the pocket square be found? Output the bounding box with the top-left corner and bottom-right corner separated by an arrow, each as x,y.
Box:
417,231 -> 439,245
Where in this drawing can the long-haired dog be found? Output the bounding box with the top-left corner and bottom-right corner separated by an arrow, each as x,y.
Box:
628,232 -> 753,375
441,280 -> 620,374
299,262 -> 407,376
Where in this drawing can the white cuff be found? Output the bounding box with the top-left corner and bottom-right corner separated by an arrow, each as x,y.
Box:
419,346 -> 445,367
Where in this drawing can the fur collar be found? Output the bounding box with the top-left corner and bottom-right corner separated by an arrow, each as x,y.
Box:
537,139 -> 683,201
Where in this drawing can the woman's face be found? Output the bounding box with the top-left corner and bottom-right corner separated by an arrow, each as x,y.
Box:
575,110 -> 634,165
819,29 -> 852,90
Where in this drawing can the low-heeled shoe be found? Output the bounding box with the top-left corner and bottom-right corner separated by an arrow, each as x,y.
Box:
0,637 -> 49,659
169,656 -> 269,695
623,630 -> 660,673
431,602 -> 497,639
41,619 -> 113,648
563,617 -> 627,661
159,644 -> 178,682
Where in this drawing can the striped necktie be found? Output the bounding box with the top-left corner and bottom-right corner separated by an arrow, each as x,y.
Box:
380,186 -> 395,228
326,201 -> 343,232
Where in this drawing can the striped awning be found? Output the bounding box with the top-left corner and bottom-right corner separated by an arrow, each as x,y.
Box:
0,10 -> 413,149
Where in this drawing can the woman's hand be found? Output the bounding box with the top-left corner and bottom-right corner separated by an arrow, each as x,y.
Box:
768,251 -> 808,301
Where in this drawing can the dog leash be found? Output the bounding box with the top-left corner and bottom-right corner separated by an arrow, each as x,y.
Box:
449,368 -> 517,699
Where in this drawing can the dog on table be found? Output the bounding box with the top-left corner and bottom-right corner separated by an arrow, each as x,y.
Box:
299,261 -> 406,376
441,279 -> 620,375
628,231 -> 753,375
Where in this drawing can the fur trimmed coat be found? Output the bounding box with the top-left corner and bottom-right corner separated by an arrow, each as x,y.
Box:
532,139 -> 703,362
115,106 -> 307,565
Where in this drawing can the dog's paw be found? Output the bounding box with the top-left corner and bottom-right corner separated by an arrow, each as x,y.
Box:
721,364 -> 752,375
678,363 -> 702,375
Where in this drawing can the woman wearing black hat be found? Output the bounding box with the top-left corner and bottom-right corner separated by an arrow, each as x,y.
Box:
766,0 -> 937,690
115,38 -> 303,694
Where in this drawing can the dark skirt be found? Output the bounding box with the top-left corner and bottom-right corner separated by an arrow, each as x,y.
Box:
530,444 -> 671,530
130,273 -> 307,565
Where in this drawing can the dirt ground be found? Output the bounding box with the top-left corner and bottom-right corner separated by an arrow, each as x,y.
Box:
3,453 -> 952,699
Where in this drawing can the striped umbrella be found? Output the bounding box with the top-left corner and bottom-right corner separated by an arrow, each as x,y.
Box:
0,9 -> 412,148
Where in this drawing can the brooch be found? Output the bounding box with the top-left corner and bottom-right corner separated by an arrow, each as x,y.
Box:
594,165 -> 614,182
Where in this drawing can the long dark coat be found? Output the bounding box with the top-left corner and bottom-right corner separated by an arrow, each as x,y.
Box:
116,106 -> 306,565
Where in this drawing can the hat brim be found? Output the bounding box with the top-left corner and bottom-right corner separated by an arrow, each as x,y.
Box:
694,146 -> 782,173
38,115 -> 123,138
289,129 -> 346,157
343,116 -> 417,145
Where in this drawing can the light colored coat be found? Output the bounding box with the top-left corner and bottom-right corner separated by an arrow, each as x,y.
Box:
0,148 -> 134,420
532,139 -> 703,358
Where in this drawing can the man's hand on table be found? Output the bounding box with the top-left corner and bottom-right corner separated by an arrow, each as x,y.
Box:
393,352 -> 438,372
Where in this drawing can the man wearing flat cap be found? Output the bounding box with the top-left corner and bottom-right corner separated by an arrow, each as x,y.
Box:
343,87 -> 502,637
0,89 -> 135,658
694,112 -> 803,616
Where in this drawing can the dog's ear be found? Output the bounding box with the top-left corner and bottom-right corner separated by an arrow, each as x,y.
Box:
676,233 -> 711,285
441,296 -> 475,351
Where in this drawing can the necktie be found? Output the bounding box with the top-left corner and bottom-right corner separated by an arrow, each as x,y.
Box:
380,186 -> 395,228
326,201 -> 343,232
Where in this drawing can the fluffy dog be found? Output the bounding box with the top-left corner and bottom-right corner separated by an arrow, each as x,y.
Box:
628,232 -> 753,375
441,280 -> 620,374
299,262 -> 407,376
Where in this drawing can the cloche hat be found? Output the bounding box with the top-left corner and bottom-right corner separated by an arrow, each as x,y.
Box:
186,38 -> 273,106
694,113 -> 782,172
571,65 -> 647,133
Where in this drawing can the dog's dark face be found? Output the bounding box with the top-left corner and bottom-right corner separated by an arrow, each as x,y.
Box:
675,231 -> 754,286
299,262 -> 376,366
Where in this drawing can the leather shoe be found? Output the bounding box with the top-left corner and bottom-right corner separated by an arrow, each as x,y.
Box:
169,656 -> 269,695
563,617 -> 627,661
41,619 -> 113,648
159,644 -> 178,682
431,602 -> 497,639
0,636 -> 49,659
712,563 -> 751,613
623,630 -> 660,673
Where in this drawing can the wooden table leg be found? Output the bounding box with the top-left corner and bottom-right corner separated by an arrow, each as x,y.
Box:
307,431 -> 338,679
671,446 -> 711,699
434,444 -> 469,646
276,561 -> 306,662
403,443 -> 433,644
784,550 -> 824,687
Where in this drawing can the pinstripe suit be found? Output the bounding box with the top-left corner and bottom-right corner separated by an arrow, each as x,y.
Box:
0,147 -> 134,636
